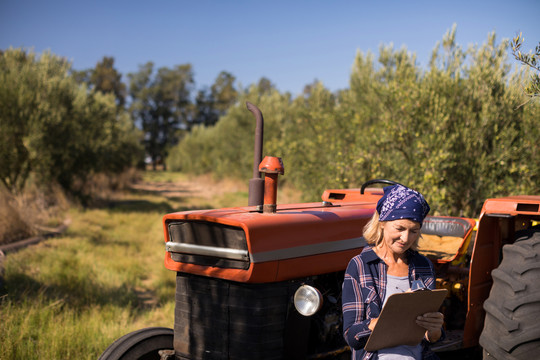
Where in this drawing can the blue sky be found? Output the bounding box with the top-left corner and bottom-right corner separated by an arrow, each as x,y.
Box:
1,0 -> 539,95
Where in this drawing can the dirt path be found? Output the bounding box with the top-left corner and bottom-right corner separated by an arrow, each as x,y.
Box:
129,174 -> 248,200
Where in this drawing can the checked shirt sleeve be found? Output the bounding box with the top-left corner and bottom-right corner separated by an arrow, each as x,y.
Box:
342,255 -> 374,350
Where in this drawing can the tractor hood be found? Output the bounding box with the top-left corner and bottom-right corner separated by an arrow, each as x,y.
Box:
163,198 -> 380,283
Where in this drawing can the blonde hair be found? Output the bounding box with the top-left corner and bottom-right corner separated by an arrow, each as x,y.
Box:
363,211 -> 384,246
362,211 -> 420,251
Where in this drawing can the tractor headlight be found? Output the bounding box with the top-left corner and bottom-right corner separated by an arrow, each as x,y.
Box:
294,285 -> 323,316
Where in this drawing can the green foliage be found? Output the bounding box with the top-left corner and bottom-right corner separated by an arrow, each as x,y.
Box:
193,71 -> 239,127
511,32 -> 540,102
281,82 -> 354,200
72,56 -> 127,108
346,29 -> 539,216
168,82 -> 291,181
0,48 -> 143,196
210,71 -> 239,115
167,28 -> 540,217
128,62 -> 195,170
3,30 -> 537,216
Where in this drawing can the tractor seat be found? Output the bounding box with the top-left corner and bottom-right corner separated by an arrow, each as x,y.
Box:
418,216 -> 475,263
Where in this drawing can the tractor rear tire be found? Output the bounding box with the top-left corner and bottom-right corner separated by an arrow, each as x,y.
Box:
98,327 -> 174,360
479,228 -> 540,359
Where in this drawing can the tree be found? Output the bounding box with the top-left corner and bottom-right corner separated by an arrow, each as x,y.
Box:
90,56 -> 127,108
72,56 -> 127,108
0,49 -> 34,191
166,27 -> 540,216
211,71 -> 238,115
193,71 -> 238,127
345,28 -> 538,216
128,62 -> 195,170
193,88 -> 219,127
167,81 -> 290,178
511,32 -> 540,102
257,77 -> 275,95
0,48 -> 143,196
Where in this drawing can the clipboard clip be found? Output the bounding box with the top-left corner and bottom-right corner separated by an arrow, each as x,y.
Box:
411,278 -> 428,292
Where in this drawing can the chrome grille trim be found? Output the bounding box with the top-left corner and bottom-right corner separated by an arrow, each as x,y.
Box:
166,241 -> 250,261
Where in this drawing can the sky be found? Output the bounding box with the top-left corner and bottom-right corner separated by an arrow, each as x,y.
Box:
1,0 -> 539,96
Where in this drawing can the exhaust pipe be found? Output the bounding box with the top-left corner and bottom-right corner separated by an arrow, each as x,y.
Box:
246,102 -> 264,207
259,156 -> 284,213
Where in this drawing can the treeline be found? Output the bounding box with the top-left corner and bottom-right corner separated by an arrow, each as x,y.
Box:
0,41 -> 283,200
167,28 -> 540,217
1,27 -> 539,216
0,49 -> 143,199
1,47 -> 246,200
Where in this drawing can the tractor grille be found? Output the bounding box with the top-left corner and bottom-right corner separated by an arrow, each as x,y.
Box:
174,273 -> 303,360
166,221 -> 249,270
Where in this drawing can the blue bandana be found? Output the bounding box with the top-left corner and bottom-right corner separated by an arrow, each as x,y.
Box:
376,184 -> 430,225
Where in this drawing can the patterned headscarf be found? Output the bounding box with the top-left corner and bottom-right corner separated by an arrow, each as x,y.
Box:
376,184 -> 430,225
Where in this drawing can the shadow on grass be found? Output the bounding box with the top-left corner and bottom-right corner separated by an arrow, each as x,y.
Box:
104,199 -> 214,214
80,177 -> 225,215
4,271 -> 156,312
106,199 -> 175,214
128,186 -> 192,199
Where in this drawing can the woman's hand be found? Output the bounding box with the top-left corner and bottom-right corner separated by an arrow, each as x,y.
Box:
416,312 -> 444,342
368,317 -> 379,331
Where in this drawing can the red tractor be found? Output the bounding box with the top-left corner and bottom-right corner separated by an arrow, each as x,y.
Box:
100,103 -> 540,360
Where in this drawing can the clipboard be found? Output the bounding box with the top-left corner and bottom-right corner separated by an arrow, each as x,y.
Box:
364,289 -> 448,352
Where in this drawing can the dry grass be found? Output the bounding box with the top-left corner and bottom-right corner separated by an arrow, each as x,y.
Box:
0,185 -> 68,245
0,169 -> 141,246
0,192 -> 32,245
74,168 -> 142,204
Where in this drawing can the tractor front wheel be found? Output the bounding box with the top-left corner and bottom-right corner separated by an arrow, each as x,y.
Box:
99,327 -> 174,360
479,228 -> 540,359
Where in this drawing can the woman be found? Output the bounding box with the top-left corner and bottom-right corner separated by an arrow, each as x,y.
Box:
342,184 -> 444,360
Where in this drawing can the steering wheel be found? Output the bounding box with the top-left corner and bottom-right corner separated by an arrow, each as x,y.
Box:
360,179 -> 404,194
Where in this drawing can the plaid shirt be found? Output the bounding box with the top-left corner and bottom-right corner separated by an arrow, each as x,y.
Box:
342,246 -> 441,360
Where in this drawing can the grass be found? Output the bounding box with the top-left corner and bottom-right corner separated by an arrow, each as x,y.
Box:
0,171 -> 258,360
0,184 -> 68,245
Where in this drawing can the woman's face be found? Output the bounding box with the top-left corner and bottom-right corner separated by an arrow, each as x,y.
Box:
380,219 -> 421,254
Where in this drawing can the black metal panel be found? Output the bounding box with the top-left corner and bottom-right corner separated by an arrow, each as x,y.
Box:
174,273 -> 304,360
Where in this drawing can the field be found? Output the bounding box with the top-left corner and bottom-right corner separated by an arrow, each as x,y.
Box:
0,172 -> 274,360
